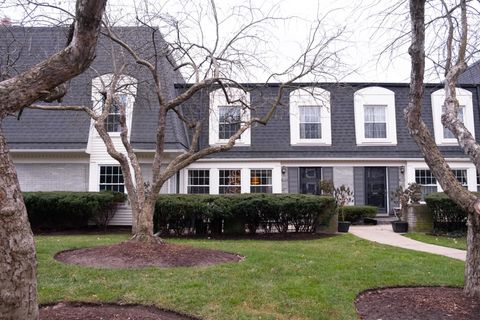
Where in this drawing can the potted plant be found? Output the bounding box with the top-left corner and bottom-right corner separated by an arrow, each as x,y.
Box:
334,185 -> 354,233
390,183 -> 421,233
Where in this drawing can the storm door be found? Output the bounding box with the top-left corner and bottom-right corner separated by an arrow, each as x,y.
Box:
365,167 -> 386,213
300,167 -> 322,195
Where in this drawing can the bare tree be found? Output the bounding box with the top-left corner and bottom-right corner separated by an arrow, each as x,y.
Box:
0,1 -> 106,318
405,0 -> 480,298
29,0 -> 345,243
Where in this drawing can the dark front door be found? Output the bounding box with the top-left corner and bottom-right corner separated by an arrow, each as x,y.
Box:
300,167 -> 322,195
365,167 -> 387,213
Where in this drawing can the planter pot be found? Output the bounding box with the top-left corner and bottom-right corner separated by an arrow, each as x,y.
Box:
338,221 -> 351,233
392,221 -> 409,233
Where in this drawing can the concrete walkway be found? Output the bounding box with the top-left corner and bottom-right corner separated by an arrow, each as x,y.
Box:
350,224 -> 467,261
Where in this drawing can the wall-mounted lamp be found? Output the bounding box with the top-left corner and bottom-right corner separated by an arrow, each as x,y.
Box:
400,166 -> 405,174
281,166 -> 287,174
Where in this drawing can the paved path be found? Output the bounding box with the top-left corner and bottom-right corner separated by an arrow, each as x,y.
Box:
349,224 -> 467,261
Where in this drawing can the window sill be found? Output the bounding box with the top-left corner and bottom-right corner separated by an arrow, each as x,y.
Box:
210,141 -> 251,147
356,141 -> 397,146
290,141 -> 331,146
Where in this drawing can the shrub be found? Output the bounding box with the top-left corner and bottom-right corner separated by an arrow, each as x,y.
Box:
23,191 -> 125,230
154,194 -> 335,235
341,205 -> 377,224
425,192 -> 468,232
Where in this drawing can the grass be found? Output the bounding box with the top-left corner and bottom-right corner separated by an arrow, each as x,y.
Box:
404,232 -> 467,250
36,233 -> 465,320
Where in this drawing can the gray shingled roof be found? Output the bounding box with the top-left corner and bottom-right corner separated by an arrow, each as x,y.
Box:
1,26 -> 188,150
458,61 -> 480,85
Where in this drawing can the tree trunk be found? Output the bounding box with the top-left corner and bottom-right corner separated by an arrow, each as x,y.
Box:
465,212 -> 480,297
130,198 -> 162,244
0,127 -> 38,320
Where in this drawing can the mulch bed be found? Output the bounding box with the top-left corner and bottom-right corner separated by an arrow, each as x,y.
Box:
355,286 -> 480,320
54,240 -> 243,268
39,302 -> 200,320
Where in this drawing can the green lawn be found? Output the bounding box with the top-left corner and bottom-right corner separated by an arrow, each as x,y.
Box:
404,232 -> 467,250
36,234 -> 465,320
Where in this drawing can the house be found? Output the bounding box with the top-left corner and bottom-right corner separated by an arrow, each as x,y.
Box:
2,26 -> 479,225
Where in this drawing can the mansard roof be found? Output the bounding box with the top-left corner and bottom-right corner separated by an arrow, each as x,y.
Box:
1,26 -> 188,151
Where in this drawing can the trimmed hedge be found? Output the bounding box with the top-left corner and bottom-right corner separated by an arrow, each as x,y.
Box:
425,192 -> 469,232
154,194 -> 336,235
24,191 -> 126,230
340,205 -> 377,223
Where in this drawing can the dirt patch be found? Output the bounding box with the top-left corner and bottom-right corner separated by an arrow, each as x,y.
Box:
355,286 -> 480,320
39,302 -> 200,320
55,240 -> 243,268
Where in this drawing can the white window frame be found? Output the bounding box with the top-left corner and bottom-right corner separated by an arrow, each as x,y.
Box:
290,87 -> 331,145
406,161 -> 477,194
250,169 -> 273,193
99,164 -> 125,193
354,86 -> 397,146
414,169 -> 438,198
218,169 -> 242,194
431,88 -> 475,145
181,162 -> 282,194
187,169 -> 210,194
91,74 -> 138,137
209,88 -> 250,146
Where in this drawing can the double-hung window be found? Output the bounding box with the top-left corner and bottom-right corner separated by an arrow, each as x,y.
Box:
431,88 -> 475,145
104,94 -> 127,133
364,105 -> 387,138
452,169 -> 468,187
354,87 -> 397,145
250,169 -> 273,193
209,88 -> 250,145
99,165 -> 124,192
415,169 -> 437,199
219,169 -> 241,194
299,106 -> 322,139
218,106 -> 241,140
187,170 -> 210,194
443,106 -> 465,139
290,87 -> 331,145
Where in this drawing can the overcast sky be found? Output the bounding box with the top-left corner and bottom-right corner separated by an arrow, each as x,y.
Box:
3,0 -> 472,83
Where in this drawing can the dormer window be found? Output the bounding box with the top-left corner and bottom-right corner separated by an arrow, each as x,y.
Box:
209,88 -> 250,146
299,106 -> 321,139
91,74 -> 137,137
364,105 -> 386,138
219,106 -> 241,139
290,87 -> 331,145
104,94 -> 127,133
354,86 -> 397,145
431,88 -> 474,145
443,105 -> 465,139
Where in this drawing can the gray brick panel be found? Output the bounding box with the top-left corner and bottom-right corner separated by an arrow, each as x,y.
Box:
288,167 -> 299,193
387,167 -> 401,214
15,163 -> 89,192
353,167 -> 365,205
322,167 -> 333,182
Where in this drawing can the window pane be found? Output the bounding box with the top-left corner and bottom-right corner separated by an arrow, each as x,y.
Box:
299,106 -> 321,139
364,105 -> 387,138
442,106 -> 464,139
99,165 -> 125,193
415,169 -> 437,199
452,169 -> 467,186
219,106 -> 241,139
187,170 -> 210,194
250,169 -> 272,194
219,169 -> 241,194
